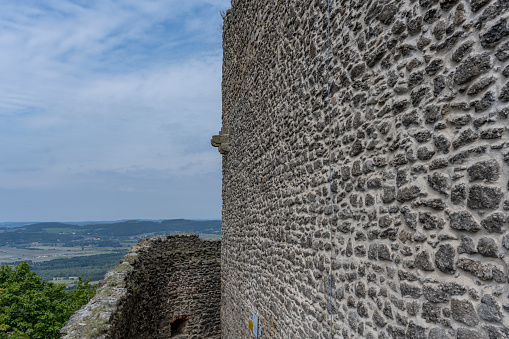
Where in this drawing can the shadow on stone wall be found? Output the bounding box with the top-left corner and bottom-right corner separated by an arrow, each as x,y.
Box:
61,234 -> 221,339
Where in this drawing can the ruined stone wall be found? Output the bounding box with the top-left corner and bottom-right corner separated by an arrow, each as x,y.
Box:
61,235 -> 221,339
221,0 -> 509,338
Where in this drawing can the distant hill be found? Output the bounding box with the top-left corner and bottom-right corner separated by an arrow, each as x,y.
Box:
0,219 -> 221,246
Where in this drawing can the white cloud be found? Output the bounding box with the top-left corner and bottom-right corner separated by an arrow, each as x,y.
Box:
0,0 -> 230,220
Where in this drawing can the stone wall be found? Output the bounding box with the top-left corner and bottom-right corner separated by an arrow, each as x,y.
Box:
221,0 -> 509,338
61,235 -> 221,339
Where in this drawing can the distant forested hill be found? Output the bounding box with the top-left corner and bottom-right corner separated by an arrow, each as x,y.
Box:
0,219 -> 221,246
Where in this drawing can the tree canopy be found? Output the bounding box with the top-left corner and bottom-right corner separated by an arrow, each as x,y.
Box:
0,262 -> 96,339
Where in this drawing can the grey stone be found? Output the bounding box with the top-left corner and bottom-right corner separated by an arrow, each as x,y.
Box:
456,328 -> 488,339
452,40 -> 475,62
451,184 -> 467,204
428,172 -> 449,195
468,160 -> 500,182
502,65 -> 509,78
378,244 -> 392,261
485,325 -> 509,338
478,294 -> 503,323
452,128 -> 479,149
423,283 -> 467,303
456,257 -> 505,281
450,211 -> 481,232
420,0 -> 438,8
448,115 -> 472,128
440,0 -> 460,10
475,91 -> 495,112
467,76 -> 497,96
435,244 -> 455,274
383,186 -> 396,203
481,128 -> 505,139
415,250 -> 435,271
406,321 -> 427,338
378,3 -> 398,25
451,299 -> 480,326
373,310 -> 386,328
480,18 -> 509,48
419,212 -> 444,230
481,212 -> 505,233
426,59 -> 443,75
495,41 -> 509,62
467,185 -> 503,209
454,53 -> 491,85
424,105 -> 442,124
428,327 -> 453,339
470,0 -> 492,12
401,283 -> 422,298
408,16 -> 423,36
397,185 -> 422,202
499,82 -> 509,102
417,147 -> 435,161
434,135 -> 451,154
477,237 -> 499,258
422,302 -> 442,323
437,31 -> 466,51
458,235 -> 478,254
503,234 -> 509,249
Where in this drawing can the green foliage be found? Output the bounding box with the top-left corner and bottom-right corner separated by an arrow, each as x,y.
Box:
0,262 -> 96,339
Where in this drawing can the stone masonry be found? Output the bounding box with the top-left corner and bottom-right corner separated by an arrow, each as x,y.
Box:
220,0 -> 509,338
61,235 -> 221,339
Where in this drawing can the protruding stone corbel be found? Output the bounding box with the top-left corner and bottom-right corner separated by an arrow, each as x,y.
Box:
211,126 -> 229,154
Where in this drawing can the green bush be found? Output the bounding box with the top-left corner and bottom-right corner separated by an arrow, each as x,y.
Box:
0,262 -> 96,339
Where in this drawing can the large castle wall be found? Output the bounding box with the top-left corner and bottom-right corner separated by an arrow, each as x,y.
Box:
221,0 -> 509,338
61,235 -> 221,339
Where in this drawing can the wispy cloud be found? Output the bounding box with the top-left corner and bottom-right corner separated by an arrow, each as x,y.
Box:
0,0 -> 230,221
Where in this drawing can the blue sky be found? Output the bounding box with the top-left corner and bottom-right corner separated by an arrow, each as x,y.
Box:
0,0 -> 229,221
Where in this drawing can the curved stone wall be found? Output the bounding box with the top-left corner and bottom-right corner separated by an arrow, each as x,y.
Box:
61,235 -> 221,339
221,1 -> 509,338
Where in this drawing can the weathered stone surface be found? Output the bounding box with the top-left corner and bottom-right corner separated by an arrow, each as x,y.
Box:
477,295 -> 503,323
451,299 -> 480,326
62,235 -> 221,339
470,0 -> 491,12
467,185 -> 503,209
428,172 -> 449,195
496,41 -> 509,61
485,325 -> 509,338
468,160 -> 500,182
435,244 -> 455,274
481,212 -> 506,233
456,257 -> 505,281
416,250 -> 435,271
452,129 -> 479,149
456,328 -> 488,339
480,18 -> 509,48
453,53 -> 491,85
477,237 -> 499,257
458,235 -> 478,254
499,82 -> 509,102
220,1 -> 509,337
423,283 -> 467,303
450,211 -> 481,232
401,283 -> 423,298
467,76 -> 496,96
451,184 -> 467,205
452,40 -> 475,62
